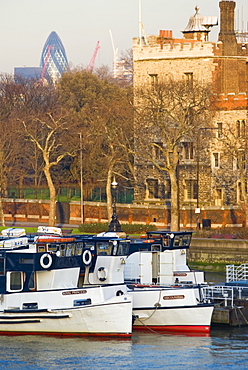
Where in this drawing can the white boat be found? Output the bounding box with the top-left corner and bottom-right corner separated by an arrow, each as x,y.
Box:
129,284 -> 213,334
80,231 -> 214,334
0,228 -> 132,337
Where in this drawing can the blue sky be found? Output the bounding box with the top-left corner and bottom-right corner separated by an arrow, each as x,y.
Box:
0,0 -> 247,74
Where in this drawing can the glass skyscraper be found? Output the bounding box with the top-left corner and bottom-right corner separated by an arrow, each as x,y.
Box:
40,31 -> 68,84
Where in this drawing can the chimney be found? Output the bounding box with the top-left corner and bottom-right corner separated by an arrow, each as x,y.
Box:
218,1 -> 237,55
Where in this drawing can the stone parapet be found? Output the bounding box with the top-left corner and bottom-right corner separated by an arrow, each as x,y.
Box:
133,39 -> 215,61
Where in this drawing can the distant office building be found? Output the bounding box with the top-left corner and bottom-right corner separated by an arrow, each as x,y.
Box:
14,67 -> 42,83
40,31 -> 68,84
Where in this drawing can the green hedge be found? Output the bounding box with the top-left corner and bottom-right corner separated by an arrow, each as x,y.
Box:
78,223 -> 157,235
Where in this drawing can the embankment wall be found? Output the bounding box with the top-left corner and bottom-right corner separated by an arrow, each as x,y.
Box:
189,238 -> 248,264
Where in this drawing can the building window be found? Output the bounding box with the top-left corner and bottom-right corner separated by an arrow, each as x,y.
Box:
237,181 -> 247,202
146,179 -> 158,199
237,120 -> 246,138
153,142 -> 163,160
149,74 -> 158,86
215,188 -> 223,206
182,142 -> 194,160
212,153 -> 220,168
217,122 -> 223,138
237,151 -> 246,170
184,180 -> 197,200
164,180 -> 171,199
184,72 -> 193,87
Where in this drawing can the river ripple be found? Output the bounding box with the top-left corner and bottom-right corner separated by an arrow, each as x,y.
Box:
0,327 -> 247,370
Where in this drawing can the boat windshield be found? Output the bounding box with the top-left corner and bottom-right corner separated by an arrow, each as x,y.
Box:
117,241 -> 129,256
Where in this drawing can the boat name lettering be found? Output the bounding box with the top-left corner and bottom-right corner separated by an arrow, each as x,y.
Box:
163,295 -> 185,300
62,290 -> 87,295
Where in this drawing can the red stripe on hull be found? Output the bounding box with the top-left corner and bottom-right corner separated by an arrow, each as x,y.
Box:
0,331 -> 131,338
133,325 -> 210,334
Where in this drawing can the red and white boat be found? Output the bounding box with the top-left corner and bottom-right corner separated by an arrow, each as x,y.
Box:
124,231 -> 213,334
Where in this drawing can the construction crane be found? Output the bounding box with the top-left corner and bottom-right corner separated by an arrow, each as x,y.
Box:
87,41 -> 100,71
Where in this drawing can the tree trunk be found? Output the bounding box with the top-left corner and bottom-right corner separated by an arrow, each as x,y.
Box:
106,165 -> 113,222
168,167 -> 180,231
44,166 -> 56,226
0,197 -> 5,227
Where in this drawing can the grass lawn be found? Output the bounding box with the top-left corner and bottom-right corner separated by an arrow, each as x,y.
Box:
0,226 -> 82,235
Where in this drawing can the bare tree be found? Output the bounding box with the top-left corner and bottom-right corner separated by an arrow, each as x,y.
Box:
215,119 -> 248,225
22,113 -> 76,226
135,78 -> 212,230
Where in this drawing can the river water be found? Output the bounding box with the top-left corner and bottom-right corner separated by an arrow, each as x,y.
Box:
0,327 -> 247,370
1,272 -> 246,370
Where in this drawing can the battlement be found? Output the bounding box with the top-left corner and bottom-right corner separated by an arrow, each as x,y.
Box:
133,34 -> 216,61
213,92 -> 248,110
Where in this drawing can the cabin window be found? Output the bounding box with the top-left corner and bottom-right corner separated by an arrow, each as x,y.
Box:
7,271 -> 23,292
59,244 -> 66,257
47,244 -> 57,252
0,257 -> 5,275
66,244 -> 75,256
162,236 -> 170,247
174,235 -> 191,247
28,271 -> 36,290
117,242 -> 129,255
96,242 -> 111,256
37,244 -> 46,253
75,243 -> 83,256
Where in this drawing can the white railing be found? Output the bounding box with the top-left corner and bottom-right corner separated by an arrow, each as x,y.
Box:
203,286 -> 234,307
203,285 -> 248,308
226,264 -> 248,282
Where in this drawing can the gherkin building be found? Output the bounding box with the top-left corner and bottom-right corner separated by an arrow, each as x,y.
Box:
40,31 -> 68,84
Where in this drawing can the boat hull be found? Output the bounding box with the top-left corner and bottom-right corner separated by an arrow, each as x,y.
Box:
130,286 -> 214,334
0,286 -> 132,337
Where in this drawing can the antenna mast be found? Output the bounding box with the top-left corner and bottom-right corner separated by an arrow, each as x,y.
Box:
138,0 -> 147,47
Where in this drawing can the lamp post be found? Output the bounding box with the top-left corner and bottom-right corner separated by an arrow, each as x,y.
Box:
108,178 -> 122,232
79,133 -> 84,224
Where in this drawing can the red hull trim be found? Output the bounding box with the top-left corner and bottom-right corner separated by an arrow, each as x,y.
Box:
0,331 -> 131,338
133,325 -> 210,334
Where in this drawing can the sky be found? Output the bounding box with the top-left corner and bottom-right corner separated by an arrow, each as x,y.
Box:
0,0 -> 248,74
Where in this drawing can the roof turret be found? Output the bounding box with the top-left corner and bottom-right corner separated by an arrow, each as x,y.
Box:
182,6 -> 218,41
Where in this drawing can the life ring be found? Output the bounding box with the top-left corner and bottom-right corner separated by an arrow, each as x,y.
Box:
116,290 -> 124,296
82,250 -> 92,266
40,253 -> 52,269
97,267 -> 107,282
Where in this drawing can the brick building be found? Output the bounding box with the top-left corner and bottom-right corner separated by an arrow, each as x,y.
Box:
132,1 -> 248,227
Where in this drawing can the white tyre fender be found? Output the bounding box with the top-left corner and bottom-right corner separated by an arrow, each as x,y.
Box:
40,253 -> 53,269
82,250 -> 92,266
97,267 -> 107,282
